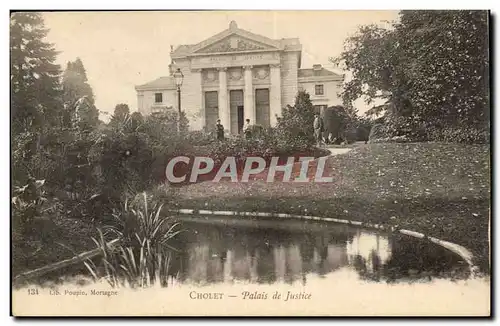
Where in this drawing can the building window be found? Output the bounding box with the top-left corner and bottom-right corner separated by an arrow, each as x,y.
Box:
154,93 -> 163,103
315,85 -> 324,96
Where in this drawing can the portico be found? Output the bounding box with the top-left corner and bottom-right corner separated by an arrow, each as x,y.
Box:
190,52 -> 282,134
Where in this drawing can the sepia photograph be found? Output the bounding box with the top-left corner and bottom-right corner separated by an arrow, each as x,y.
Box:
10,9 -> 491,317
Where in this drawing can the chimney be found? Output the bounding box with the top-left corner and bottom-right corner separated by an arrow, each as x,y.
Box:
313,64 -> 322,71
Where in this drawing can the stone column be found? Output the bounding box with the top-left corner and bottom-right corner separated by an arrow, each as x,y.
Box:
269,64 -> 282,127
191,68 -> 204,129
218,67 -> 230,134
243,65 -> 255,124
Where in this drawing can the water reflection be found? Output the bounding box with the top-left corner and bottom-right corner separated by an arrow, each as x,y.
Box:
171,217 -> 468,286
346,231 -> 392,282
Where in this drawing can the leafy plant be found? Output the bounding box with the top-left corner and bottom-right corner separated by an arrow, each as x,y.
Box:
84,193 -> 183,288
12,179 -> 48,233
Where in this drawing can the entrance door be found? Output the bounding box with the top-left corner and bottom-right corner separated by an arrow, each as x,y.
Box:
204,91 -> 219,131
255,88 -> 270,127
229,90 -> 244,135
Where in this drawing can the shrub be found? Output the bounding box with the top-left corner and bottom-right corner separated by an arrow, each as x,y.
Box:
90,110 -> 194,201
427,126 -> 490,144
380,110 -> 490,144
356,126 -> 371,142
247,124 -> 266,139
205,126 -> 315,165
344,128 -> 358,144
185,130 -> 214,146
383,114 -> 428,141
323,106 -> 353,141
368,124 -> 389,142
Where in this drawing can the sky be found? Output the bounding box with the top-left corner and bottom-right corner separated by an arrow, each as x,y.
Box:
42,11 -> 399,120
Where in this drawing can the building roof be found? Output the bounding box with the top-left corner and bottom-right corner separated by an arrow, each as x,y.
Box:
170,21 -> 302,59
171,38 -> 302,57
135,76 -> 176,91
298,67 -> 342,78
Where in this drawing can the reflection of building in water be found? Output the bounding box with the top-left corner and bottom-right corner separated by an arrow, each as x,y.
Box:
183,227 -> 227,284
272,244 -> 305,284
223,249 -> 233,282
208,227 -> 226,283
187,244 -> 210,284
273,245 -> 286,282
346,230 -> 392,279
255,242 -> 276,284
313,245 -> 347,273
176,223 -> 464,285
182,224 -> 361,285
229,236 -> 254,281
310,231 -> 350,276
271,231 -> 351,284
286,244 -> 303,284
185,226 -> 275,284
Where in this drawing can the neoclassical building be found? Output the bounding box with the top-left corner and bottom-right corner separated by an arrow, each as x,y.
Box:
135,21 -> 344,134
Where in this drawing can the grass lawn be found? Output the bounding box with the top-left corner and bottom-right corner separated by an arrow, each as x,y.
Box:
171,142 -> 491,273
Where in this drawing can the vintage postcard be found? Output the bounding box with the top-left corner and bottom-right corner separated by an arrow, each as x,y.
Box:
11,10 -> 491,317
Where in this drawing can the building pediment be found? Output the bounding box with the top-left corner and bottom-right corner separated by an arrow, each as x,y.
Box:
172,21 -> 286,58
194,35 -> 278,54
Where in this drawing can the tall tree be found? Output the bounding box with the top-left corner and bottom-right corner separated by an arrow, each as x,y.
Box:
62,58 -> 95,105
334,10 -> 489,142
62,57 -> 99,130
292,89 -> 315,131
276,90 -> 316,143
10,12 -> 62,134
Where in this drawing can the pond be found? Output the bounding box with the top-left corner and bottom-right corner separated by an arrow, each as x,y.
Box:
170,215 -> 470,285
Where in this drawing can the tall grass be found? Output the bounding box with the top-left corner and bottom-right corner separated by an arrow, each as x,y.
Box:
84,192 -> 183,288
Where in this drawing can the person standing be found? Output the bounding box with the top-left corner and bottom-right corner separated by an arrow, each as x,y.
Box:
216,119 -> 225,141
243,119 -> 252,139
313,113 -> 324,146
